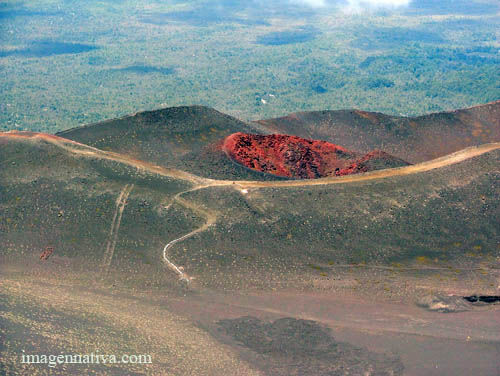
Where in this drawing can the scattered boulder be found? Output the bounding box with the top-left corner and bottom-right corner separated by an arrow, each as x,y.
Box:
417,295 -> 472,313
39,247 -> 54,261
463,295 -> 500,304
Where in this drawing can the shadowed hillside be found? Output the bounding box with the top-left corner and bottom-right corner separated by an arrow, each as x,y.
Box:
170,148 -> 500,288
256,100 -> 500,163
57,106 -> 283,181
2,120 -> 499,375
0,133 -> 202,288
58,103 -> 499,182
3,131 -> 498,291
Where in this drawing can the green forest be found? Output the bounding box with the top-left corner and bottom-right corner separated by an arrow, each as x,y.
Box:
1,0 -> 499,132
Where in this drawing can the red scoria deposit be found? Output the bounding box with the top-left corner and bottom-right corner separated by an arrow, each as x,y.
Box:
222,132 -> 410,179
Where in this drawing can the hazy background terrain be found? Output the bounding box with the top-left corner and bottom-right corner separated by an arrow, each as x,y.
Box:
1,3 -> 500,374
0,0 -> 499,132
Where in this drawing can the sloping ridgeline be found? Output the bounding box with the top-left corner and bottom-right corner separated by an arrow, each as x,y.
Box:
58,106 -> 285,180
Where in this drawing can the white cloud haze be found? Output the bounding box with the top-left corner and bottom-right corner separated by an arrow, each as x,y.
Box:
345,0 -> 411,9
290,0 -> 412,9
292,0 -> 328,8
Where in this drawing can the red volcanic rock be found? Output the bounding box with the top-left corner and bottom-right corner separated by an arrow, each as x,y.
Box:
223,132 -> 359,179
337,150 -> 411,176
222,133 -> 410,179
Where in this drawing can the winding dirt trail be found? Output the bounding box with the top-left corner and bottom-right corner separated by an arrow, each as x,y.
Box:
3,131 -> 500,282
0,131 -> 206,185
233,142 -> 500,188
2,131 -> 499,190
161,186 -> 217,283
101,184 -> 134,272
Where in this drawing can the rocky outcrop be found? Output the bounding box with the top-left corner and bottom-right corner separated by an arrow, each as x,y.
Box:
222,132 -> 410,179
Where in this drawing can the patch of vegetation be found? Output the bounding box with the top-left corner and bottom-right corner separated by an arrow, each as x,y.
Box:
311,84 -> 327,94
0,8 -> 63,19
0,41 -> 97,58
1,0 -> 498,132
364,77 -> 395,89
256,27 -> 319,46
406,0 -> 497,15
110,65 -> 174,75
140,8 -> 268,27
351,27 -> 444,50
